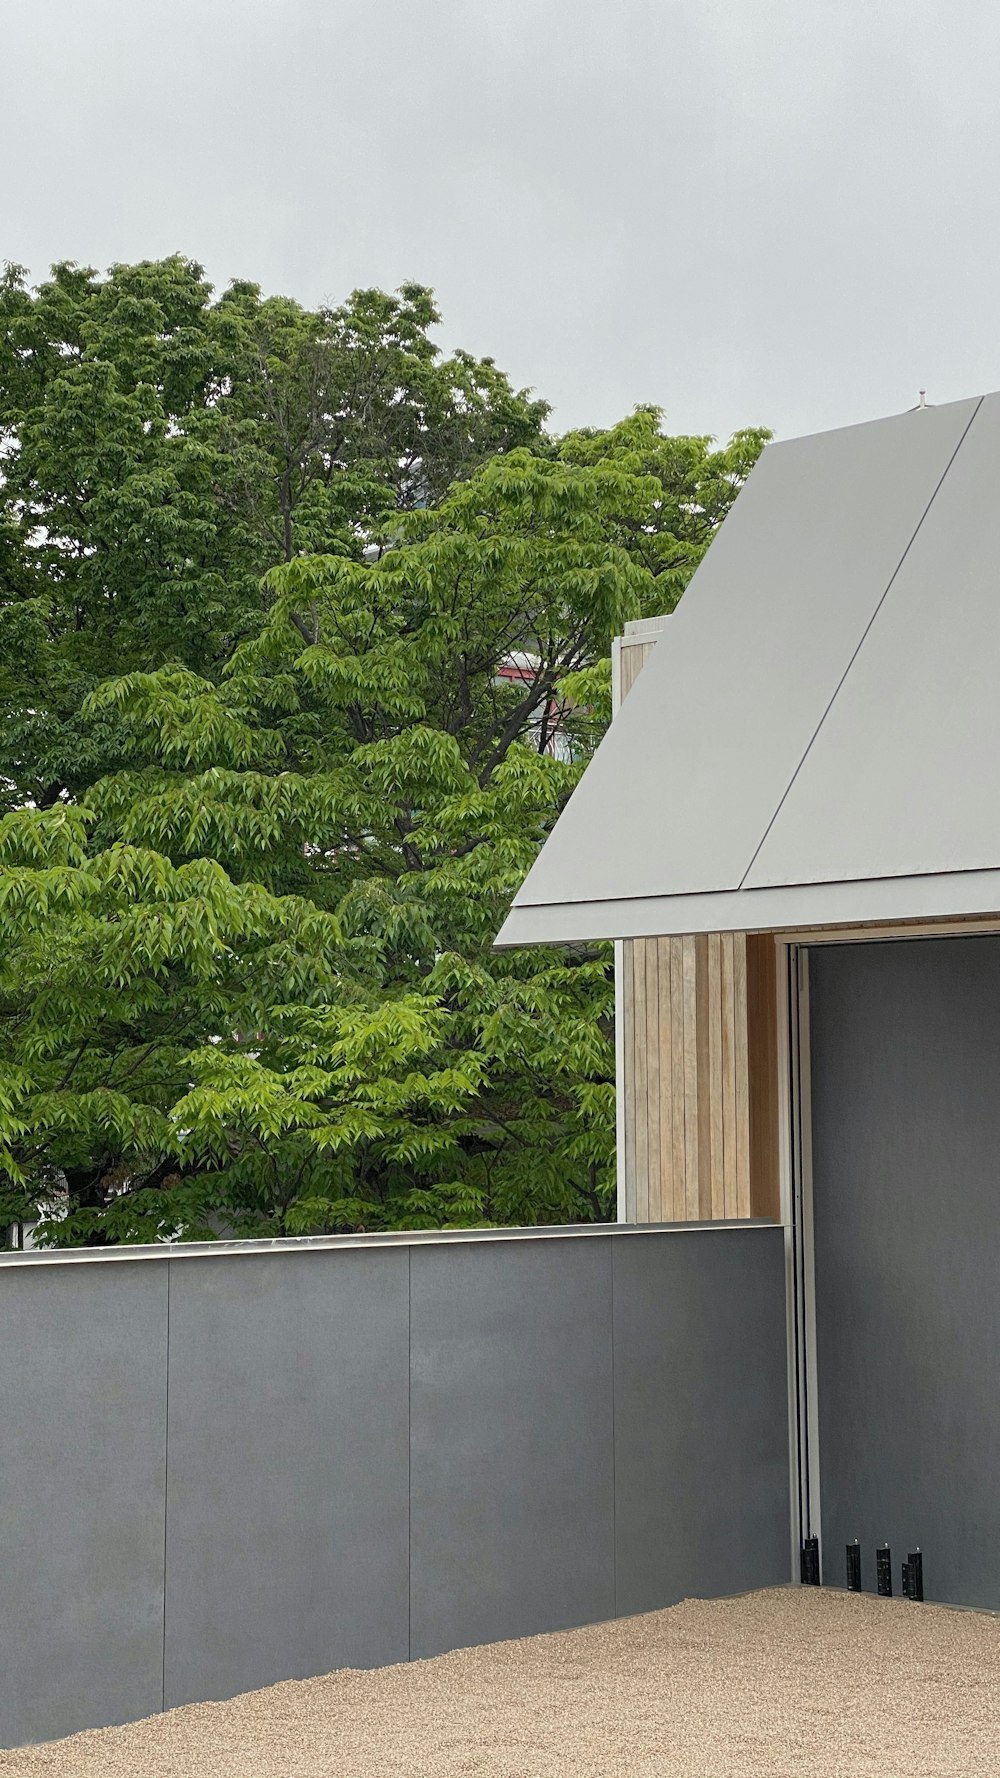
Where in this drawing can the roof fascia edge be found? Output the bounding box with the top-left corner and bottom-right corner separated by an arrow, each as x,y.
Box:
494,868 -> 1000,946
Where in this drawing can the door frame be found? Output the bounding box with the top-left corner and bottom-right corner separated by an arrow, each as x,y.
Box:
777,940 -> 820,1578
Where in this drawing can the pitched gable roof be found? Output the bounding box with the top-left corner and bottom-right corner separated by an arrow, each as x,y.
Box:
497,393 -> 1000,946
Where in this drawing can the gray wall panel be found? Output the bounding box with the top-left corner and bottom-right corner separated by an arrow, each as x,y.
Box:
162,1249 -> 409,1707
409,1236 -> 616,1657
0,1262 -> 167,1747
613,1229 -> 790,1616
811,937 -> 1000,1608
0,1225 -> 793,1747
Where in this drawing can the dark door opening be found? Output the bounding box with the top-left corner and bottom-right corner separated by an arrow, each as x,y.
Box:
808,934 -> 1000,1608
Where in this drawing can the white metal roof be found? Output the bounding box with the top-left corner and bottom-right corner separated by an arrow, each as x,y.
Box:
497,392 -> 1000,945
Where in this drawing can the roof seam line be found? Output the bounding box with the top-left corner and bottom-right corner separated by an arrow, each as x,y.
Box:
735,396 -> 985,891
507,858 -> 1000,917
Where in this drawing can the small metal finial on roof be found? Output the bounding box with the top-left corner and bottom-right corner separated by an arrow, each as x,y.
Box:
918,389 -> 927,408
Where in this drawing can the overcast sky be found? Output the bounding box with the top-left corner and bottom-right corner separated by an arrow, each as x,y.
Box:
5,0 -> 1000,443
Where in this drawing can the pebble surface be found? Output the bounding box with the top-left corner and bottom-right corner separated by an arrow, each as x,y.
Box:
2,1586 -> 999,1777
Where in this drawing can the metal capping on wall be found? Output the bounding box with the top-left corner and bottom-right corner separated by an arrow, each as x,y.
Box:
0,1216 -> 777,1268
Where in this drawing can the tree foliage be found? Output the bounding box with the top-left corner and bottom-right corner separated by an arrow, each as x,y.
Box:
0,256 -> 768,1244
0,257 -> 545,811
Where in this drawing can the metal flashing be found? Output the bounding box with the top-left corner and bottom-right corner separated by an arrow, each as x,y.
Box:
0,1217 -> 776,1268
495,866 -> 1000,946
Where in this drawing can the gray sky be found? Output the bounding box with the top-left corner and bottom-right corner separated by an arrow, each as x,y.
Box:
5,0 -> 1000,443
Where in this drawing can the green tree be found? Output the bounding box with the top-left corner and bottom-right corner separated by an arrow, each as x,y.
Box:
0,260 -> 767,1244
209,280 -> 549,563
0,258 -> 546,814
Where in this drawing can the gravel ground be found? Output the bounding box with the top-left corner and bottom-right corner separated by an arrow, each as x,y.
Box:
2,1586 -> 999,1777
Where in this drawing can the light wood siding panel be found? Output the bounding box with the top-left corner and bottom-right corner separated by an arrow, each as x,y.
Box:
632,941 -> 649,1223
670,936 -> 686,1219
619,927 -> 779,1224
707,934 -> 726,1220
621,937 -> 636,1222
614,625 -> 780,1224
720,932 -> 738,1218
733,936 -> 752,1217
643,940 -> 661,1221
681,936 -> 700,1218
695,934 -> 714,1218
656,937 -> 674,1223
618,638 -> 658,700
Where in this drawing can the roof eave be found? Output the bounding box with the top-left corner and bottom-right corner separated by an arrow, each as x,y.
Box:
495,868 -> 1000,947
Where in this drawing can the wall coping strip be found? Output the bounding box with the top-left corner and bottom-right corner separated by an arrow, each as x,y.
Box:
0,1218 -> 778,1269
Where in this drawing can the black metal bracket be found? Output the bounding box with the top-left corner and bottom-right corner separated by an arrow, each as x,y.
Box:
800,1535 -> 820,1586
902,1549 -> 924,1601
846,1540 -> 862,1591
